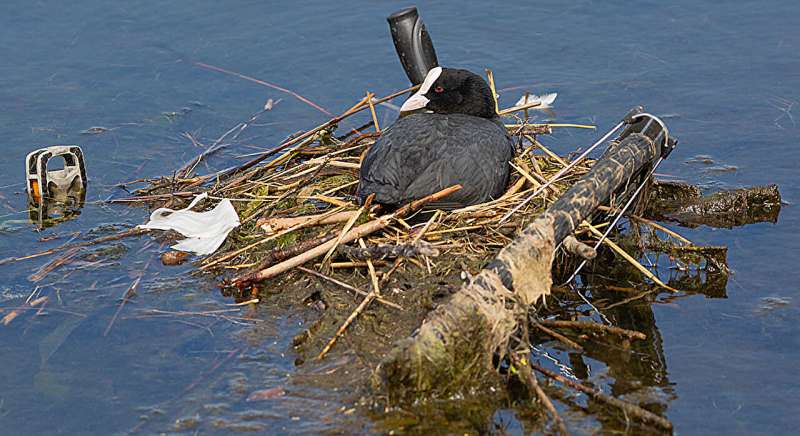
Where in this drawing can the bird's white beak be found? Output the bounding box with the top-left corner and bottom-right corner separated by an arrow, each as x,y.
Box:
400,66 -> 442,113
399,93 -> 429,112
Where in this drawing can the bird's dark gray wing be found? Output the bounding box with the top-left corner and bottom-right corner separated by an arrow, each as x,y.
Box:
358,114 -> 445,205
399,115 -> 513,207
358,113 -> 513,209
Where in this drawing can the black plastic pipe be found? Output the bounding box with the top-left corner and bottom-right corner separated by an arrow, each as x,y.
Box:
387,7 -> 439,85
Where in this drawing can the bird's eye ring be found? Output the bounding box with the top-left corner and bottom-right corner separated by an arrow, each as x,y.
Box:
434,85 -> 444,93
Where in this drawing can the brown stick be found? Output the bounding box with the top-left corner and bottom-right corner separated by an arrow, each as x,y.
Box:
0,228 -> 148,266
232,231 -> 339,286
379,210 -> 440,286
538,320 -> 646,340
320,201 -> 369,268
367,91 -> 381,133
316,283 -> 377,361
533,322 -> 584,352
194,61 -> 332,116
531,363 -> 672,431
511,353 -> 569,436
27,248 -> 82,282
2,296 -> 50,326
297,267 -> 401,310
257,211 -> 356,234
201,206 -> 346,270
241,185 -> 461,285
327,260 -> 389,269
316,239 -> 382,360
103,276 -> 142,337
109,191 -> 196,203
212,87 -> 416,192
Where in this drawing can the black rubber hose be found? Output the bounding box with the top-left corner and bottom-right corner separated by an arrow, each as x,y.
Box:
387,7 -> 439,85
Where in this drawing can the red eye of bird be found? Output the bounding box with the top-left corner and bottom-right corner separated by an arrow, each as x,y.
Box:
434,85 -> 444,93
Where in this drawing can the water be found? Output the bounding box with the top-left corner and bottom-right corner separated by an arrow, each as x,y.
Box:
1,0 -> 798,434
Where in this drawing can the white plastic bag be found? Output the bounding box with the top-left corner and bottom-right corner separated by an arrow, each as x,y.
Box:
515,92 -> 558,110
138,193 -> 240,255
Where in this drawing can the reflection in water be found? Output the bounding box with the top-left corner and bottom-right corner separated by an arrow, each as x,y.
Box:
28,195 -> 85,230
533,229 -> 730,432
1,0 -> 798,433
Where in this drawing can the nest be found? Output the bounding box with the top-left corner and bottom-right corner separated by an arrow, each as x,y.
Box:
198,125 -> 593,282
121,81 -> 728,433
124,82 -> 722,346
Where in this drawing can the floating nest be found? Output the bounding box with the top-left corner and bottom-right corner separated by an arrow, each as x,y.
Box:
125,84 -> 733,433
203,124 -> 593,283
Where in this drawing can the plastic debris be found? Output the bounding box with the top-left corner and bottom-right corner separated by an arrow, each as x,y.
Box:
515,92 -> 558,110
138,193 -> 240,255
25,145 -> 87,229
26,145 -> 87,203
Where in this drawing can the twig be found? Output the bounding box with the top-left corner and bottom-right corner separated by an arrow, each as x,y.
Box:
232,231 -> 339,285
526,135 -> 569,168
601,289 -> 658,310
238,185 -> 461,285
533,322 -> 584,351
108,192 -> 196,203
498,100 -> 543,116
1,304 -> 85,322
2,296 -> 49,326
485,69 -> 500,115
380,210 -> 440,286
193,61 -> 332,116
326,260 -> 389,269
201,206 -> 346,270
0,228 -> 147,266
506,123 -> 597,130
361,238 -> 381,300
257,211 -> 356,234
538,320 -> 646,340
320,201 -> 368,269
297,267 -> 401,310
511,352 -> 569,436
103,276 -> 142,337
584,223 -> 678,292
596,205 -> 692,245
210,86 -> 417,192
316,239 -> 381,360
367,91 -> 381,133
28,248 -> 82,282
531,363 -> 673,431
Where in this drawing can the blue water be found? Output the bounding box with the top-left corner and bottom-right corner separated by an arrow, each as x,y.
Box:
1,0 -> 798,434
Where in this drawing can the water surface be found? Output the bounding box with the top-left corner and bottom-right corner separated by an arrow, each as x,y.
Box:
1,1 -> 798,434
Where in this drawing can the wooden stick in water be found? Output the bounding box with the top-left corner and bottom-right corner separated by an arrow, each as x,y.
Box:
538,319 -> 646,340
194,61 -> 332,116
584,223 -> 678,292
316,238 -> 383,360
533,321 -> 584,352
531,363 -> 673,431
298,266 -> 401,310
511,353 -> 570,436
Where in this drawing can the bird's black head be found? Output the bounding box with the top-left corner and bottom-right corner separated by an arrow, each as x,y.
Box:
400,67 -> 497,119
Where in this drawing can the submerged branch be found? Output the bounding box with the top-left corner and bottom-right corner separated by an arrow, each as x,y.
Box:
646,182 -> 781,228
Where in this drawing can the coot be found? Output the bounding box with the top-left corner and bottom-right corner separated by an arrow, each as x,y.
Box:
358,67 -> 514,209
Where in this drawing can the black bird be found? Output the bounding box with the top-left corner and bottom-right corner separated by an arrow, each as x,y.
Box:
358,67 -> 514,209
